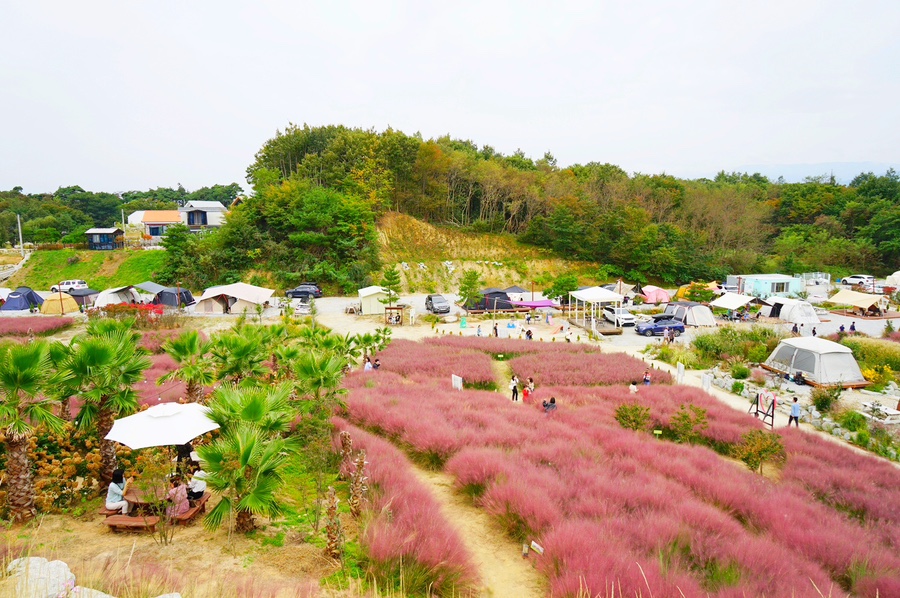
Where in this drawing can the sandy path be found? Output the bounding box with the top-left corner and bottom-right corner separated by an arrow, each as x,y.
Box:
409,466 -> 545,598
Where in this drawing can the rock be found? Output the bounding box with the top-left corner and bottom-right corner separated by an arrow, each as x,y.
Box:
442,315 -> 457,323
843,432 -> 853,441
831,427 -> 842,437
7,557 -> 75,598
76,588 -> 117,598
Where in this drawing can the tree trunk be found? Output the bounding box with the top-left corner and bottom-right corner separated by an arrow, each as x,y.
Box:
6,436 -> 36,523
60,397 -> 71,420
97,402 -> 118,485
235,508 -> 255,533
186,381 -> 200,403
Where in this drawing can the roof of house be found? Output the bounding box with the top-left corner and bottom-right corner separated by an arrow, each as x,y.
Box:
738,273 -> 795,281
358,285 -> 387,298
85,228 -> 123,234
141,210 -> 183,224
180,201 -> 227,212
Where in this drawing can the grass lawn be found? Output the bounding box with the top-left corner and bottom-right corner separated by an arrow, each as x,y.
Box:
9,249 -> 168,290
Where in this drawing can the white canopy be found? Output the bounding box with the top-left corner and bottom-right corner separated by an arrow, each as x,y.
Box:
763,296 -> 820,325
105,402 -> 219,450
710,292 -> 756,311
829,289 -> 887,310
570,286 -> 624,303
763,337 -> 866,387
0,288 -> 11,302
569,286 -> 624,330
197,282 -> 274,305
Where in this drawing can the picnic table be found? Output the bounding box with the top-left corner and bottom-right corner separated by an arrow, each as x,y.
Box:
860,402 -> 900,425
125,485 -> 168,512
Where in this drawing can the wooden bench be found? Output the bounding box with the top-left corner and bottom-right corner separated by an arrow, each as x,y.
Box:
175,493 -> 210,525
105,515 -> 160,532
97,507 -> 121,518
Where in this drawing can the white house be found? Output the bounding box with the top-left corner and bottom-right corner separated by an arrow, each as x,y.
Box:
179,201 -> 228,232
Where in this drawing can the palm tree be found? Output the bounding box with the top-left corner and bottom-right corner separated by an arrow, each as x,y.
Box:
292,351 -> 347,407
0,342 -> 65,522
206,383 -> 295,437
209,331 -> 268,384
158,330 -> 215,402
64,328 -> 151,483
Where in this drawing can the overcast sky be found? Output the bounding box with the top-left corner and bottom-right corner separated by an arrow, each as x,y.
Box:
2,1 -> 898,194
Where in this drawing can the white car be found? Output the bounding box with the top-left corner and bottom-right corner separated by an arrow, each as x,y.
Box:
50,279 -> 88,293
841,274 -> 875,287
603,305 -> 636,327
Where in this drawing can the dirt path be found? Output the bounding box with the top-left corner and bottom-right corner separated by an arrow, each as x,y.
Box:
409,466 -> 546,598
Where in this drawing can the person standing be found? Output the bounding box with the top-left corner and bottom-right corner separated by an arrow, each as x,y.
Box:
791,323 -> 799,335
476,325 -> 483,337
850,321 -> 856,332
510,375 -> 519,401
788,397 -> 801,428
493,323 -> 499,337
642,370 -> 651,386
839,324 -> 845,333
812,327 -> 817,337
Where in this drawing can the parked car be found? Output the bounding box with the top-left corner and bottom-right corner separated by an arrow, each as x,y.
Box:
841,274 -> 875,287
425,294 -> 451,314
602,305 -> 635,326
636,318 -> 685,337
50,279 -> 88,293
285,283 -> 323,299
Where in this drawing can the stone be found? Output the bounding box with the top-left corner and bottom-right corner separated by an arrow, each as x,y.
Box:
442,315 -> 457,323
75,588 -> 117,598
7,557 -> 75,598
843,432 -> 853,441
831,427 -> 842,437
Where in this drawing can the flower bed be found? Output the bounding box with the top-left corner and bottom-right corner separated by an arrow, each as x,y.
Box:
0,316 -> 75,337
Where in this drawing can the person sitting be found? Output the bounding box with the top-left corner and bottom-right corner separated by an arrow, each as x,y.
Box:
106,468 -> 129,515
363,357 -> 374,372
525,329 -> 533,341
166,475 -> 190,519
373,358 -> 381,370
187,465 -> 208,501
542,397 -> 557,413
629,381 -> 638,394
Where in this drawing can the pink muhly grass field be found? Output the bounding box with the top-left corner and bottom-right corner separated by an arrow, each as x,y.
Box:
426,335 -> 602,356
134,354 -> 188,404
332,418 -> 478,594
0,316 -> 75,336
508,351 -> 672,387
375,339 -> 495,385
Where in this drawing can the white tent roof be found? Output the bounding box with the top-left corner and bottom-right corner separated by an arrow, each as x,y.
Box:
197,282 -> 274,305
829,288 -> 886,310
764,337 -> 865,387
611,280 -> 635,297
95,286 -> 141,308
781,336 -> 852,353
887,271 -> 900,287
0,288 -> 11,302
710,292 -> 755,310
570,286 -> 624,303
358,285 -> 387,298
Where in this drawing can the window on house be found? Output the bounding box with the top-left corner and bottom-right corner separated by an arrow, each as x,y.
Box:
149,226 -> 161,236
772,282 -> 788,293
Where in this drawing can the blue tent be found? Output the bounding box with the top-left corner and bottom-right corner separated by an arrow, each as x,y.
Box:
0,287 -> 44,311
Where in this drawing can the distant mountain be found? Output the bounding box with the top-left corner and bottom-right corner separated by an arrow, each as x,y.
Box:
734,162 -> 900,184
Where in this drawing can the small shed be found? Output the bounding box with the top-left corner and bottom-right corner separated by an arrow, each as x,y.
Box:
358,285 -> 389,315
725,274 -> 803,299
41,293 -> 80,315
85,228 -> 124,250
762,337 -> 868,388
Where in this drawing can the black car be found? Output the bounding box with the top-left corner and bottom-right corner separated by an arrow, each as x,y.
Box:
425,294 -> 451,314
286,283 -> 323,299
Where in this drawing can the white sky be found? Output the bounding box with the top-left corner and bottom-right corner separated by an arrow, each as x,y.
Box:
2,1 -> 898,193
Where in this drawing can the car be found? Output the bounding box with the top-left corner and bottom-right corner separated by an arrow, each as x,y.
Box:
425,294 -> 451,314
50,279 -> 88,293
285,283 -> 323,299
635,318 -> 685,337
602,305 -> 635,326
841,274 -> 875,287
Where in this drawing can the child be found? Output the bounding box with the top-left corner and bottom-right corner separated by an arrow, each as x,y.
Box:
629,381 -> 638,394
643,370 -> 651,386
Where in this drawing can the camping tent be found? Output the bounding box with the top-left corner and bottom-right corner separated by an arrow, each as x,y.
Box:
887,271 -> 900,287
95,286 -> 142,308
196,282 -> 275,314
674,281 -> 719,300
358,285 -> 389,315
611,280 -> 636,297
504,286 -> 530,302
135,281 -> 167,296
763,337 -> 867,387
640,285 -> 671,304
155,287 -> 195,307
663,301 -> 717,327
472,288 -> 513,311
761,297 -> 820,325
710,292 -> 756,311
829,289 -> 888,313
0,287 -> 44,311
41,293 -> 80,315
66,288 -> 100,307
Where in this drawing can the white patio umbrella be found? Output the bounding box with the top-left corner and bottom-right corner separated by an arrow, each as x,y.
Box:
104,402 -> 219,450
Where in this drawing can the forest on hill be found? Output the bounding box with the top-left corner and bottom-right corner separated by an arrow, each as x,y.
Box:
5,124 -> 900,291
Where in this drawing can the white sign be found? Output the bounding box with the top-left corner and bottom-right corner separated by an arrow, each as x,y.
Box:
451,374 -> 463,391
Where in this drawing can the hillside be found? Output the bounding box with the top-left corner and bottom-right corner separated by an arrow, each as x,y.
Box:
8,249 -> 167,291
378,213 -> 598,293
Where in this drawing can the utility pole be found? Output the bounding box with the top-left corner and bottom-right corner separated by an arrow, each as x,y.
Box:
16,213 -> 24,257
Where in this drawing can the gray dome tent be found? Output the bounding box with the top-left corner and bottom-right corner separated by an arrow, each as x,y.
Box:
762,337 -> 867,388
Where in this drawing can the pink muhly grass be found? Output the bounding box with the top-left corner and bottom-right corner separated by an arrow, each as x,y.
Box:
134,354 -> 190,404
376,339 -> 495,385
138,328 -> 197,354
331,419 -> 479,592
426,335 -> 602,355
0,316 -> 74,336
508,352 -> 672,387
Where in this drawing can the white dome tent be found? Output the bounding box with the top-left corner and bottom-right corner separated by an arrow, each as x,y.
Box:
762,297 -> 820,325
762,337 -> 868,388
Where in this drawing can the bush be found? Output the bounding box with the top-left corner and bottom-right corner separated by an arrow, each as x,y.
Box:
836,410 -> 868,433
615,403 -> 651,432
811,386 -> 842,412
670,404 -> 709,444
732,430 -> 785,474
731,363 -> 751,379
854,428 -> 871,449
731,381 -> 745,395
840,337 -> 900,371
648,343 -> 705,369
750,368 -> 767,385
692,326 -> 784,363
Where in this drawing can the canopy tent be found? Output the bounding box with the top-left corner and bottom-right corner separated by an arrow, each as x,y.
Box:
762,297 -> 820,325
710,292 -> 756,311
155,287 -> 195,307
40,293 -> 80,315
509,299 -> 560,309
829,289 -> 888,312
611,279 -> 636,297
95,286 -> 142,308
135,281 -> 167,295
663,301 -> 717,327
0,287 -> 44,311
195,282 -> 275,314
569,286 -> 624,329
639,285 -> 670,304
66,287 -> 100,307
763,337 -> 868,388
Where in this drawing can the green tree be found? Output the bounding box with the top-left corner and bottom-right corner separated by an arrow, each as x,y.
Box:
458,269 -> 483,312
669,404 -> 709,444
732,430 -> 786,474
378,267 -> 402,308
209,331 -> 269,384
158,330 -> 215,402
159,223 -> 195,285
615,403 -> 651,432
0,342 -> 65,521
545,274 -> 579,303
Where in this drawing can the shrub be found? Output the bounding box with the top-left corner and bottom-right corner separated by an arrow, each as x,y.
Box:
669,405 -> 709,444
811,386 -> 842,413
750,368 -> 768,385
836,410 -> 868,433
615,403 -> 651,432
731,381 -> 745,395
693,326 -> 784,363
731,362 -> 751,380
861,364 -> 894,390
649,343 -> 705,369
854,428 -> 871,448
732,430 -> 786,474
840,337 -> 900,371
